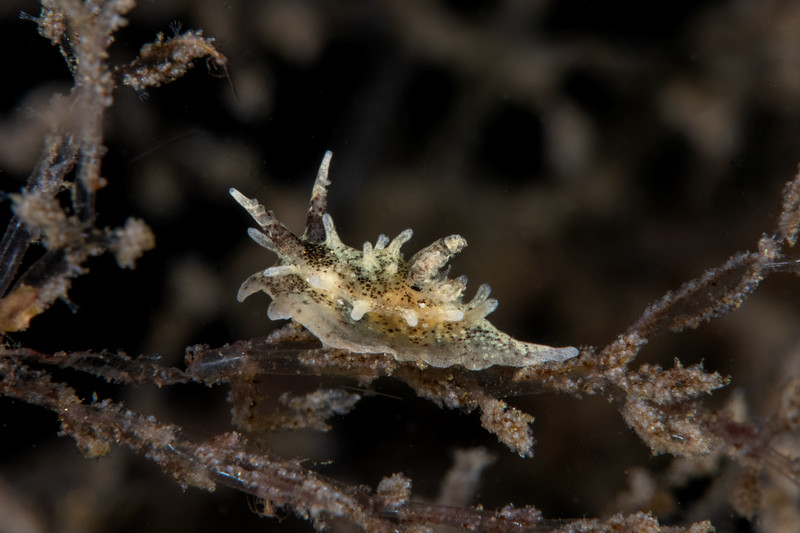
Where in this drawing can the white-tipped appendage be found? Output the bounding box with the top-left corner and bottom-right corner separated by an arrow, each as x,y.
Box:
263,265 -> 296,277
247,227 -> 276,252
229,187 -> 254,208
314,151 -> 333,189
464,284 -> 498,320
475,298 -> 498,319
322,213 -> 343,248
230,188 -> 275,229
387,229 -> 413,257
374,234 -> 390,250
362,241 -> 378,270
439,309 -> 465,322
470,284 -> 492,306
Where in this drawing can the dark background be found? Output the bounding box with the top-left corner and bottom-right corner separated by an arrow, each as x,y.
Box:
2,1 -> 800,531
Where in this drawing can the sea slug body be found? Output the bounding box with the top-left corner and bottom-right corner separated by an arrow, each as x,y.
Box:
230,151 -> 579,370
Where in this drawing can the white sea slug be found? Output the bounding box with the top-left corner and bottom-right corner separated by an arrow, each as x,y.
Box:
230,152 -> 579,370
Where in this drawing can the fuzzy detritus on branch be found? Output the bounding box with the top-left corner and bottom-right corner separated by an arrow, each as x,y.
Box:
0,351 -> 551,533
116,27 -> 228,96
0,1 -> 226,334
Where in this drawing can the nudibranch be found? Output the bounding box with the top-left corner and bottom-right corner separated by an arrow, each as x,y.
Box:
229,152 -> 579,370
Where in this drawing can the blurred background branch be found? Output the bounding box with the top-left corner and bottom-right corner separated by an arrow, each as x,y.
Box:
3,1 -> 800,531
